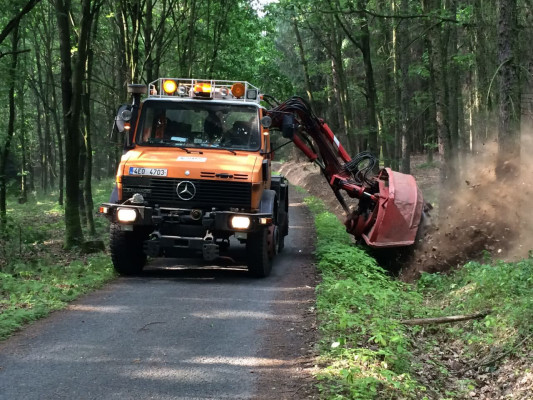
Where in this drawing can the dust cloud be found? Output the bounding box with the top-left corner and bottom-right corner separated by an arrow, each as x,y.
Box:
274,132 -> 533,282
401,132 -> 533,281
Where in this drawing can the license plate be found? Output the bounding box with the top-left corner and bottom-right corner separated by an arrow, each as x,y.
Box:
129,167 -> 168,176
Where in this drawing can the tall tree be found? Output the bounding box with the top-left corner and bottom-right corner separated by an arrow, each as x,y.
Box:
55,0 -> 100,247
55,0 -> 83,247
496,0 -> 520,177
0,24 -> 20,229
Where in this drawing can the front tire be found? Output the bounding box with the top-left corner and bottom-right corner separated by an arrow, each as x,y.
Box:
246,228 -> 272,278
109,223 -> 148,275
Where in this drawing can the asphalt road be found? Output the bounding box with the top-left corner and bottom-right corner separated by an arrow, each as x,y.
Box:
0,190 -> 316,400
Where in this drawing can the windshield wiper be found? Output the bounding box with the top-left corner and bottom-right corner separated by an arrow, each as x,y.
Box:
219,148 -> 237,155
174,145 -> 192,153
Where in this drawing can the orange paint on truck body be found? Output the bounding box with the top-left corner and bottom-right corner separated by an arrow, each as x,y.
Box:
116,148 -> 267,210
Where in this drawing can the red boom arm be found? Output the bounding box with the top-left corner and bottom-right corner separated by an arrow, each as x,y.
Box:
268,97 -> 424,248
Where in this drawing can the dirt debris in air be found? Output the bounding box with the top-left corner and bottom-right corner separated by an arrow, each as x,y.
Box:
403,144 -> 533,281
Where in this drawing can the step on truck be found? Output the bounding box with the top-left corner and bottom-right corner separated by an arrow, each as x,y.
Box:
100,79 -> 289,277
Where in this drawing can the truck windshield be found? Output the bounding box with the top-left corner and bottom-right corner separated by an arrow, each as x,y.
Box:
136,100 -> 261,151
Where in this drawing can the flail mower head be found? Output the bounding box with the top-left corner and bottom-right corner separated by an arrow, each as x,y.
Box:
344,168 -> 424,248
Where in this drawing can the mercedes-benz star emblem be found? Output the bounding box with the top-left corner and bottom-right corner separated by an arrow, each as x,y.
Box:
176,181 -> 196,201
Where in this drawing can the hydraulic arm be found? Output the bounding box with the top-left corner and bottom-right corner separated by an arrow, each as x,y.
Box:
268,97 -> 424,248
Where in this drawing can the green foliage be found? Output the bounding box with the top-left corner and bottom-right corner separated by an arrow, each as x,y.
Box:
306,194 -> 532,399
417,258 -> 533,348
305,197 -> 425,399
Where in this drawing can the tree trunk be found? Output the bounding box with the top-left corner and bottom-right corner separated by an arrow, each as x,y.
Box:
391,1 -> 401,169
378,0 -> 396,168
292,17 -> 315,108
423,0 -> 452,184
144,0 -> 154,82
82,12 -> 100,236
153,0 -> 167,79
356,0 -> 379,158
447,0 -> 460,184
472,0 -> 490,149
496,0 -> 520,177
35,94 -> 47,191
0,24 -> 19,229
19,70 -> 28,204
398,0 -> 410,174
55,0 -> 84,247
40,14 -> 64,203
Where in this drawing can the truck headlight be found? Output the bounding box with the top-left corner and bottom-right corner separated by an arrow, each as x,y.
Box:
231,216 -> 251,229
117,208 -> 137,222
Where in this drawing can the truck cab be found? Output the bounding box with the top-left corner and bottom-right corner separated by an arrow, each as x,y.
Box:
100,78 -> 289,277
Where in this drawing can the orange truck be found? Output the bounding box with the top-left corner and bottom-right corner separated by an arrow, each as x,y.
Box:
100,78 -> 289,277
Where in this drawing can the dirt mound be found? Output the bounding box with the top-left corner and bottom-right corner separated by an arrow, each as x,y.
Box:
402,148 -> 533,280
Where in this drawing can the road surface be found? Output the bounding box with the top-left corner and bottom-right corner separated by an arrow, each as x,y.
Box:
0,190 -> 317,400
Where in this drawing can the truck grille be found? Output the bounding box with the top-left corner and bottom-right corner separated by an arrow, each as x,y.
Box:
122,176 -> 252,209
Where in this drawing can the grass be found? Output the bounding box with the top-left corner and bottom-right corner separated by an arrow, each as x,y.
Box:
0,180 -> 116,340
416,257 -> 533,360
0,255 -> 114,339
305,195 -> 533,399
306,196 -> 425,399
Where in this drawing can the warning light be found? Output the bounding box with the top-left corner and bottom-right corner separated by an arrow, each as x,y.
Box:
163,80 -> 177,94
194,82 -> 212,93
231,82 -> 245,98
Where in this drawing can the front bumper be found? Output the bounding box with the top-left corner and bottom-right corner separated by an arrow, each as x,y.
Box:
99,203 -> 273,233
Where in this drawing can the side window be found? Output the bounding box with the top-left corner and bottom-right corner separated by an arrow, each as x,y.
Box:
139,107 -> 155,143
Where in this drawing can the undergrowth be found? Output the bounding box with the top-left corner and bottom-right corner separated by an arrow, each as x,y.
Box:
0,255 -> 114,339
306,196 -> 533,400
0,180 -> 116,340
306,196 -> 425,399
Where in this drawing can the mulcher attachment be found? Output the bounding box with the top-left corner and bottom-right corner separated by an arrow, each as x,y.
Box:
344,168 -> 424,247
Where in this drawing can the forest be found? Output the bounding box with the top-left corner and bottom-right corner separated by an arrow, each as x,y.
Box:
0,0 -> 531,398
0,0 -> 528,245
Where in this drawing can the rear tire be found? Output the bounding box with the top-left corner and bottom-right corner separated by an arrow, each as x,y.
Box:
246,228 -> 272,278
109,223 -> 148,275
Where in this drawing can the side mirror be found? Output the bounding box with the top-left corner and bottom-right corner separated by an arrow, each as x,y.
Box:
260,115 -> 272,129
281,114 -> 296,139
115,104 -> 132,133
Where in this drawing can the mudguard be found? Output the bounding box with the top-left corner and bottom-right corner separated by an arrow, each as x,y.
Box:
259,189 -> 278,223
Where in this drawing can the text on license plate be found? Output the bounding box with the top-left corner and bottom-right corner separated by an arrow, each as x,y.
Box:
129,167 -> 168,176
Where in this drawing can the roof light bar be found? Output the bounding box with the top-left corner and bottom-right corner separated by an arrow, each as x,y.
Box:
147,78 -> 261,103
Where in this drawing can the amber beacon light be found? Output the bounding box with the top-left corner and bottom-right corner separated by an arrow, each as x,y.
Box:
231,82 -> 245,98
163,79 -> 177,94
